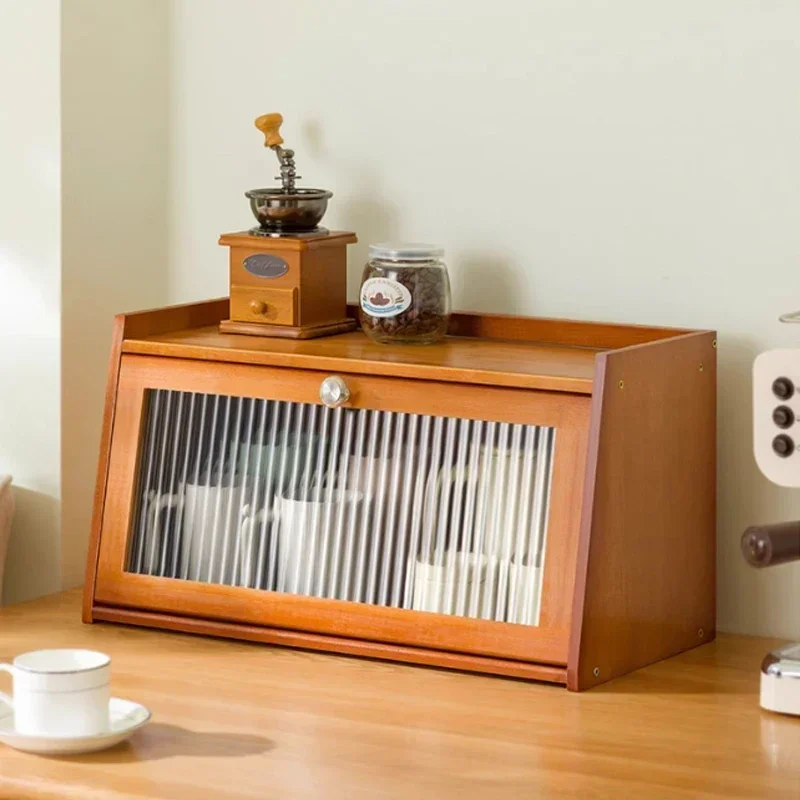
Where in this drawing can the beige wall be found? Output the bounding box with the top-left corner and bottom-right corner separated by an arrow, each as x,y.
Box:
60,0 -> 170,588
167,0 -> 800,637
0,0 -> 62,605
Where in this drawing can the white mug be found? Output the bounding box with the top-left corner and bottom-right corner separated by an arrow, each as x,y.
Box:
275,490 -> 363,599
178,481 -> 248,584
0,649 -> 111,736
146,481 -> 252,584
410,551 -> 500,619
430,445 -> 531,560
507,554 -> 542,626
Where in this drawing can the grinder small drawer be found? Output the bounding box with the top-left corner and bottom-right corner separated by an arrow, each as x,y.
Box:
231,286 -> 297,326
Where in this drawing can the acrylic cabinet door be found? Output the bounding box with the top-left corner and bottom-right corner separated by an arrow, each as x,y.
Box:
93,353 -> 590,670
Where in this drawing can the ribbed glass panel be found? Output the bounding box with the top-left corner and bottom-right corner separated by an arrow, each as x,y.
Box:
126,390 -> 556,626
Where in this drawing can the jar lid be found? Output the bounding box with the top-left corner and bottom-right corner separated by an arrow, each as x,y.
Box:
368,242 -> 444,261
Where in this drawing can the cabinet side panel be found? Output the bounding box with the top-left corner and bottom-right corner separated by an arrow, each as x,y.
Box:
568,331 -> 716,690
300,245 -> 349,326
83,316 -> 126,622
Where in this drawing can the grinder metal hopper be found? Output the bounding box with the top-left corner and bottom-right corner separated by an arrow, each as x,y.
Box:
246,113 -> 332,236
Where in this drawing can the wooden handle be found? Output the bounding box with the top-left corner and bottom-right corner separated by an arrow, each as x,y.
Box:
250,300 -> 268,315
254,114 -> 284,148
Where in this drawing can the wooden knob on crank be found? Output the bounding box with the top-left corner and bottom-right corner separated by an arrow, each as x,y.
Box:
254,113 -> 284,148
250,300 -> 268,315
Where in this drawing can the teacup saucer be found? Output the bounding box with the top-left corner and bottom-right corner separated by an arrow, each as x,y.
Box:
0,697 -> 151,755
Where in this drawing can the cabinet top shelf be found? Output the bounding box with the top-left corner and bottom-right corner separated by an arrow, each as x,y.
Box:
125,326 -> 601,393
117,299 -> 705,394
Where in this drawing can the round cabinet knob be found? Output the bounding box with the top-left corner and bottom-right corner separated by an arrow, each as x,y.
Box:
250,300 -> 268,315
319,376 -> 350,408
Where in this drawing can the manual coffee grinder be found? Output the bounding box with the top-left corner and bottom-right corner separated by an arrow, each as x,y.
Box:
219,113 -> 357,339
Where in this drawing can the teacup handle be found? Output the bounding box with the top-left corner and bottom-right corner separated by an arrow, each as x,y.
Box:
0,663 -> 15,709
146,493 -> 182,544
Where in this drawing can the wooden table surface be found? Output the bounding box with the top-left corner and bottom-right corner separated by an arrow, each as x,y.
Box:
0,590 -> 798,800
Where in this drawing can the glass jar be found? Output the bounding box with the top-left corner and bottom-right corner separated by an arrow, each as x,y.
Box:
359,243 -> 451,345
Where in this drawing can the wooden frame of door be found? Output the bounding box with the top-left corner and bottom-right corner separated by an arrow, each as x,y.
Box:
93,354 -> 591,667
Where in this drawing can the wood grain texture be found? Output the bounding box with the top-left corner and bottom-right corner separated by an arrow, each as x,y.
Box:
117,297 -> 696,352
82,315 -> 125,623
230,285 -> 297,325
121,297 -> 229,340
120,301 -> 706,392
219,230 -> 357,250
93,356 -> 589,667
537,426 -> 588,630
219,317 -> 357,339
298,237 -> 351,326
123,328 -> 600,393
568,331 -> 717,690
2,590 -> 797,800
114,354 -> 591,428
95,575 -> 570,666
345,303 -> 698,349
92,605 -> 568,684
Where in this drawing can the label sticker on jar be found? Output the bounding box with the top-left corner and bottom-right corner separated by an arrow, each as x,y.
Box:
360,278 -> 412,318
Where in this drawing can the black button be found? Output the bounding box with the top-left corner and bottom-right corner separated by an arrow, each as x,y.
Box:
772,434 -> 795,458
772,377 -> 795,400
773,406 -> 795,429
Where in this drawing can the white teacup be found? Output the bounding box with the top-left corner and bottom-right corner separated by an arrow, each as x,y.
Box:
0,649 -> 111,737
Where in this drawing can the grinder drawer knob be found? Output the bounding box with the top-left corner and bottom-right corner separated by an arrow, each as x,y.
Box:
250,300 -> 268,315
320,376 -> 350,408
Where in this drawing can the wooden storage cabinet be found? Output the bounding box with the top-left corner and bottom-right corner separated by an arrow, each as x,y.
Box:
84,299 -> 716,690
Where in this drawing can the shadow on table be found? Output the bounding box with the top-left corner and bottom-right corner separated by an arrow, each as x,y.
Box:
60,723 -> 274,763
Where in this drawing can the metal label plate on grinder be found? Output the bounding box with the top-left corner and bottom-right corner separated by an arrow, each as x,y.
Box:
243,254 -> 289,279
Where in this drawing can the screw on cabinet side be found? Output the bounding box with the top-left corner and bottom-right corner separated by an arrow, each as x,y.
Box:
592,667 -> 600,677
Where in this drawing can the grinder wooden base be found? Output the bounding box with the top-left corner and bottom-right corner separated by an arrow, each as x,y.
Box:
220,229 -> 357,341
219,317 -> 357,340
